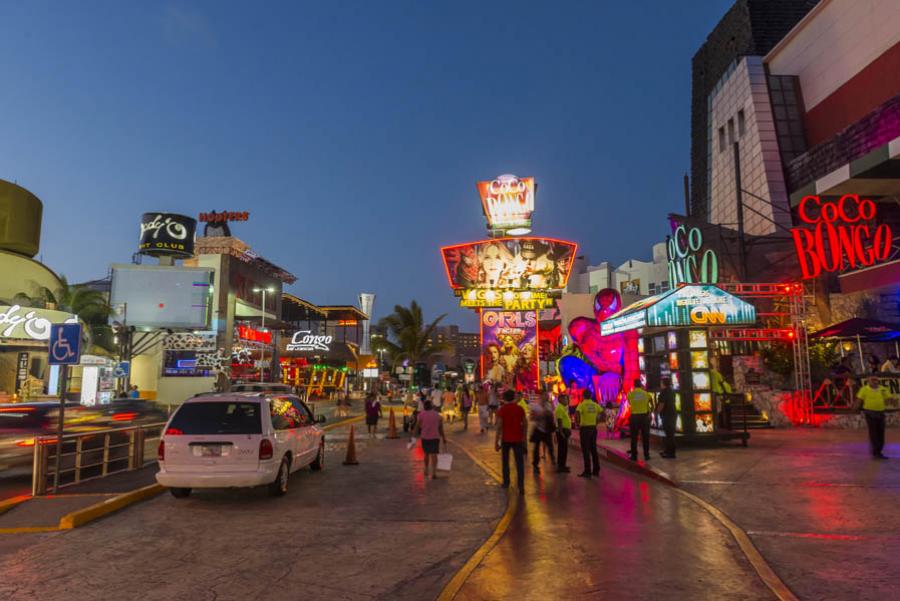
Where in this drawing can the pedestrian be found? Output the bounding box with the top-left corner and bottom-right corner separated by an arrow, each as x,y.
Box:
442,387 -> 456,423
431,386 -> 443,412
364,392 -> 383,438
880,356 -> 899,373
627,379 -> 652,461
128,385 -> 140,399
487,383 -> 500,427
867,354 -> 881,375
460,385 -> 473,431
575,390 -> 602,478
655,377 -> 677,459
476,383 -> 489,433
855,374 -> 895,459
530,392 -> 556,474
554,394 -> 572,473
495,389 -> 527,492
415,400 -> 447,479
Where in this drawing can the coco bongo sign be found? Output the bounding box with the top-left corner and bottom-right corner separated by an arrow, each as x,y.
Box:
791,194 -> 893,279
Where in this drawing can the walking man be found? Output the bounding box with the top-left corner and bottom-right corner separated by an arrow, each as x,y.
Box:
655,377 -> 676,458
495,389 -> 527,492
628,379 -> 652,461
855,375 -> 895,459
555,394 -> 572,473
575,390 -> 602,478
460,385 -> 473,431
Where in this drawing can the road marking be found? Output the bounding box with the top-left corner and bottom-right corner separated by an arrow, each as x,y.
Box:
0,494 -> 30,517
674,488 -> 799,601
746,530 -> 893,542
0,526 -> 60,534
436,439 -> 518,601
323,415 -> 364,431
58,483 -> 166,529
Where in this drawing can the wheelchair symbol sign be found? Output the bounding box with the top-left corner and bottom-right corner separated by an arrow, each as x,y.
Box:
49,324 -> 82,365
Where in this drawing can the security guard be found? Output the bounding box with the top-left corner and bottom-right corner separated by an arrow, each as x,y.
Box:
856,375 -> 894,459
575,390 -> 603,477
627,379 -> 652,461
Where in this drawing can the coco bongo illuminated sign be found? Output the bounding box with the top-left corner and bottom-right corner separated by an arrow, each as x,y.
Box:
477,175 -> 535,235
667,225 -> 719,286
791,194 -> 893,279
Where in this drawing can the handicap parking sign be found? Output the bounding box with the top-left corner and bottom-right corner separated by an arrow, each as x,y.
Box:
49,323 -> 82,366
114,361 -> 130,378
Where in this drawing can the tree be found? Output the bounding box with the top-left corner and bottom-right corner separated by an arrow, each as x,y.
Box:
374,301 -> 453,368
13,276 -> 114,353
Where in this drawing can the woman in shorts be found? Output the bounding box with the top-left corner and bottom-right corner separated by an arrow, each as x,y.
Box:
415,401 -> 446,479
364,393 -> 382,438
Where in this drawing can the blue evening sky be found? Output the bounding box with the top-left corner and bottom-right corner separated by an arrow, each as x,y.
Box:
1,1 -> 732,331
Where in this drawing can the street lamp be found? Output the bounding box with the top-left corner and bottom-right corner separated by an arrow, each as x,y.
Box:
252,287 -> 276,381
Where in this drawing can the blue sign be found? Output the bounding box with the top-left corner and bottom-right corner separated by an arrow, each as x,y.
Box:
114,361 -> 130,378
49,323 -> 82,366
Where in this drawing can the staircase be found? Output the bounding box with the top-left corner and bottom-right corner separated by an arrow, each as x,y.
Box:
727,401 -> 772,429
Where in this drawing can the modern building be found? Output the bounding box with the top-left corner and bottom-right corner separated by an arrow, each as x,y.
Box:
428,324 -> 480,370
566,242 -> 670,297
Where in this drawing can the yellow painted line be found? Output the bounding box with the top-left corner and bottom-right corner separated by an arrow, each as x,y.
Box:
0,526 -> 60,534
58,484 -> 165,530
436,439 -> 518,601
323,415 -> 364,432
0,494 -> 31,517
674,488 -> 798,601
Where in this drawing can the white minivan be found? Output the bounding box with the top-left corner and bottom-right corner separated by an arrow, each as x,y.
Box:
156,393 -> 326,498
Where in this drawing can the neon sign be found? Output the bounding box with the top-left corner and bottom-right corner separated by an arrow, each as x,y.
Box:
667,225 -> 718,286
286,331 -> 333,352
199,211 -> 249,223
477,175 -> 535,236
0,305 -> 79,340
237,325 -> 272,344
456,289 -> 557,310
791,194 -> 892,279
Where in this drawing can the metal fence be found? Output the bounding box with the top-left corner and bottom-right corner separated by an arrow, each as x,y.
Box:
32,422 -> 166,496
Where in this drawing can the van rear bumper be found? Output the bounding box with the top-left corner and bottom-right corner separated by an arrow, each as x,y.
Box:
156,463 -> 278,488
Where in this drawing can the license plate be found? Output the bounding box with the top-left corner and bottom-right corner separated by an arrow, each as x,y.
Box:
194,445 -> 223,457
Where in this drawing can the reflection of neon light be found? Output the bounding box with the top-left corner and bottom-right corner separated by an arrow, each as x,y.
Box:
176,359 -> 198,368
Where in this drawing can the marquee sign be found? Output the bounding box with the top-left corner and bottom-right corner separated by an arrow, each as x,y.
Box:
456,288 -> 557,310
791,194 -> 893,279
477,175 -> 535,236
0,305 -> 79,341
667,224 -> 719,286
441,237 -> 577,292
601,285 -> 756,335
286,331 -> 333,352
236,325 -> 272,345
138,213 -> 196,258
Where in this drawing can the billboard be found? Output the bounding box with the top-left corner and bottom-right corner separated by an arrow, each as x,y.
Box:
138,213 -> 196,258
109,265 -> 213,329
481,309 -> 539,391
441,237 -> 577,292
477,175 -> 535,236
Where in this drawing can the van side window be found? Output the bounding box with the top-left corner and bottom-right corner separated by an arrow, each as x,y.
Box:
291,399 -> 313,426
269,397 -> 302,430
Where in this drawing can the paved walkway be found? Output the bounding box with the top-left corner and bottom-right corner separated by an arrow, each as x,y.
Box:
0,422 -> 506,601
597,427 -> 900,600
446,422 -> 773,600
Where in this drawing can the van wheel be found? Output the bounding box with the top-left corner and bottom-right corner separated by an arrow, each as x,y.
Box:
310,440 -> 325,471
269,456 -> 290,496
170,487 -> 192,499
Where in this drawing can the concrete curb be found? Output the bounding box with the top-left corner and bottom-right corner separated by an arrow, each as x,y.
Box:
0,494 -> 31,517
58,484 -> 166,529
568,433 -> 678,485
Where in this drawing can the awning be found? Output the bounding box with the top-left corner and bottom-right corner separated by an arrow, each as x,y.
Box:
810,318 -> 900,341
600,284 -> 757,335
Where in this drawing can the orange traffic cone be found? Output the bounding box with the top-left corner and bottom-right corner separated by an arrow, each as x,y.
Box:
343,424 -> 359,465
387,408 -> 399,439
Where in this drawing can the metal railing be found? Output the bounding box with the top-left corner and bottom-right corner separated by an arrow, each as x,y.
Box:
32,422 -> 166,496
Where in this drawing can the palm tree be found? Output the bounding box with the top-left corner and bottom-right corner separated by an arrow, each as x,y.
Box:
374,301 -> 453,368
13,276 -> 114,353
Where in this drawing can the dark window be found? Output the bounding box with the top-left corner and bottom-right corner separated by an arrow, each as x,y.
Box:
169,402 -> 262,435
719,127 -> 726,152
269,397 -> 303,429
727,119 -> 735,145
737,110 -> 745,137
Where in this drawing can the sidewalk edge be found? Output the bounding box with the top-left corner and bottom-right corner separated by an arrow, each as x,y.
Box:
58,484 -> 165,529
0,494 -> 31,517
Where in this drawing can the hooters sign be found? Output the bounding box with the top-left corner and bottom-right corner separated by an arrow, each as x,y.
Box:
791,194 -> 893,279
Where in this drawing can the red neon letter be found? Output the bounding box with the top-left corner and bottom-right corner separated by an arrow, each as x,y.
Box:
791,228 -> 821,279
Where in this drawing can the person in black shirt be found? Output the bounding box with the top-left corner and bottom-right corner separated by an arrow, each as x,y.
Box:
655,377 -> 677,459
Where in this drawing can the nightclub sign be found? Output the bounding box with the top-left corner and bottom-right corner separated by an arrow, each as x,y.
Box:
456,289 -> 557,311
667,225 -> 719,286
0,305 -> 79,341
286,331 -> 333,353
138,213 -> 196,258
477,175 -> 535,236
791,194 -> 893,279
199,211 -> 250,223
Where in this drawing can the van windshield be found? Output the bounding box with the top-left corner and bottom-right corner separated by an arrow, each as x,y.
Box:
168,402 -> 262,435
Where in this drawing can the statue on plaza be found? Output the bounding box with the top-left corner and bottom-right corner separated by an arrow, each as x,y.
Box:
558,289 -> 640,408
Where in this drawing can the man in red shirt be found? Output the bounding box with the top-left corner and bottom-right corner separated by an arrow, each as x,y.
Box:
494,389 -> 527,492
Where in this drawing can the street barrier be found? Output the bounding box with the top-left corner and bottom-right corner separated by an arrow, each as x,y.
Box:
32,422 -> 166,496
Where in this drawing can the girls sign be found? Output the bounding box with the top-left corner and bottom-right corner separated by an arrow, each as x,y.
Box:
791,194 -> 892,279
480,309 -> 539,391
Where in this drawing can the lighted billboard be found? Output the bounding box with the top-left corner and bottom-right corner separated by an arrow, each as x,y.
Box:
442,237 -> 577,292
477,175 -> 535,235
481,310 -> 539,391
109,265 -> 213,329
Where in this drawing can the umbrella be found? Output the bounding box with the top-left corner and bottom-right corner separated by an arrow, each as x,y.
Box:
810,318 -> 900,370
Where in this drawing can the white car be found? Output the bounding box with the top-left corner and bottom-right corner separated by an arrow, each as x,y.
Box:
156,393 -> 326,498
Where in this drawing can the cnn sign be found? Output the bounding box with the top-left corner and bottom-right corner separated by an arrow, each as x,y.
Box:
791,194 -> 892,280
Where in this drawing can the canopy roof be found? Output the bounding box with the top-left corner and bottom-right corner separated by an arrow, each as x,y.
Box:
810,318 -> 900,341
600,284 -> 757,335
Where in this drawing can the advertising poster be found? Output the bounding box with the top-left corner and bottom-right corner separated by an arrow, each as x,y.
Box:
442,238 -> 577,291
481,310 -> 539,391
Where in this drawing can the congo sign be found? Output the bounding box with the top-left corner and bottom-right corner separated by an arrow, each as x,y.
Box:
667,225 -> 718,286
791,194 -> 892,279
286,331 -> 333,353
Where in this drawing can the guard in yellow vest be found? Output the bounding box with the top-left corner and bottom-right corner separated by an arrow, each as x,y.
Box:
855,375 -> 895,459
627,379 -> 652,461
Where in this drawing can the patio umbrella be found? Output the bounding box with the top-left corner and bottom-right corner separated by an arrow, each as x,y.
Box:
810,318 -> 900,370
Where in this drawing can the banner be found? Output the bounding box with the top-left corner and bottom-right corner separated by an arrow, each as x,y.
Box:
481,310 -> 539,391
442,237 -> 577,291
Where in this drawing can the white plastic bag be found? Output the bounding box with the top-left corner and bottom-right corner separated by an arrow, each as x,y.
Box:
437,452 -> 453,472
406,437 -> 417,450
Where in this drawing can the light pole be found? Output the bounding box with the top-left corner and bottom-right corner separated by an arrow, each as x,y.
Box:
253,286 -> 275,382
